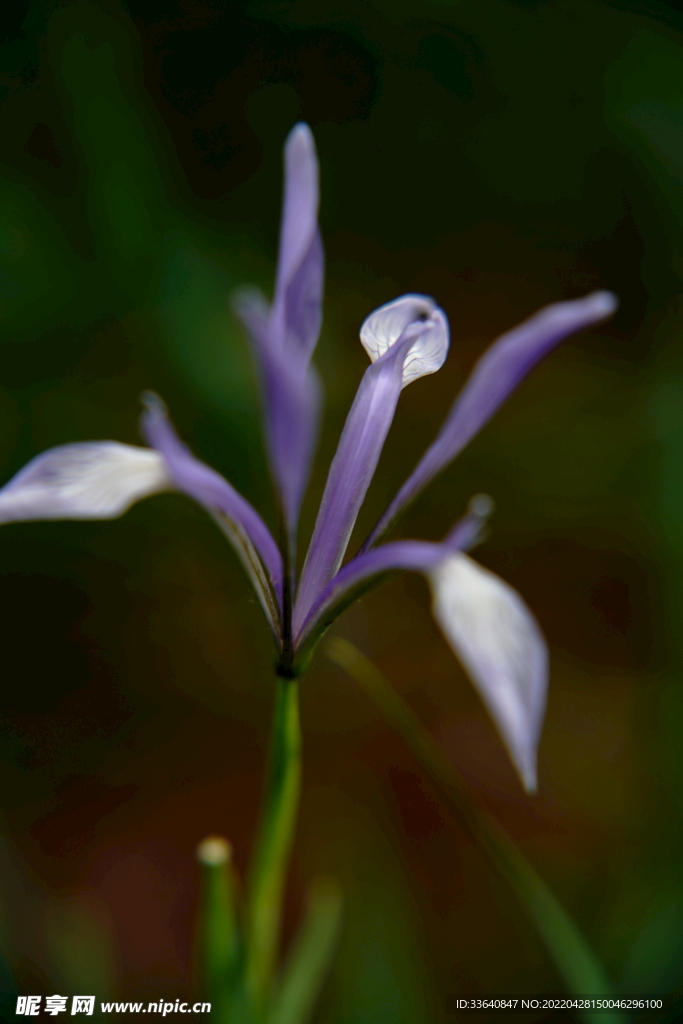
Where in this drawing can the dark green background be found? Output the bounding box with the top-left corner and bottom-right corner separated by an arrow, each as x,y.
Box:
0,0 -> 680,1019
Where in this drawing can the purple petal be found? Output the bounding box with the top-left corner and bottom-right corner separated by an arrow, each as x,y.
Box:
295,319 -> 435,625
428,553 -> 548,793
142,395 -> 283,625
279,229 -> 325,362
0,442 -> 172,521
233,124 -> 324,530
235,287 -> 322,533
293,498 -> 490,646
296,300 -> 449,620
265,351 -> 322,535
363,291 -> 618,548
234,288 -> 270,353
272,123 -> 320,353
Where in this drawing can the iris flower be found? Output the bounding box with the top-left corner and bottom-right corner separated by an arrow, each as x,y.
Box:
0,124 -> 616,793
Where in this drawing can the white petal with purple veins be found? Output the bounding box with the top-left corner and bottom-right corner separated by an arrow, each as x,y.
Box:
0,442 -> 172,522
428,553 -> 547,793
360,294 -> 449,388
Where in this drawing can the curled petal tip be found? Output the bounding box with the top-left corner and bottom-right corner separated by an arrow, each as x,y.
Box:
360,293 -> 449,388
363,286 -> 619,549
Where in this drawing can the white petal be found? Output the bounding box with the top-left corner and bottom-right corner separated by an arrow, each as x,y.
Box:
360,293 -> 449,388
0,442 -> 173,522
428,553 -> 547,792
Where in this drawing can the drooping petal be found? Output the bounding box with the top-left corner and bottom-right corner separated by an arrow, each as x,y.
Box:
0,442 -> 172,522
360,293 -> 449,387
363,291 -> 618,549
142,395 -> 284,632
295,300 -> 449,624
428,553 -> 547,793
234,124 -> 324,531
293,496 -> 491,649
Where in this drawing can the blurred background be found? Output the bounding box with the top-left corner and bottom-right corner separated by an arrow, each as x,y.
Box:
0,0 -> 681,1019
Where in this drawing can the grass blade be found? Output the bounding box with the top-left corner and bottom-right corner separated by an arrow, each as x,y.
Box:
267,878 -> 342,1024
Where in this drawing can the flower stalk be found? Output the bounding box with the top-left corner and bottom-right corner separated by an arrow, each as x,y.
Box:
245,677 -> 302,1014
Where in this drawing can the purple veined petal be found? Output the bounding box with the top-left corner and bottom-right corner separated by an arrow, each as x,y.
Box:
234,287 -> 323,535
141,395 -> 284,636
360,293 -> 449,387
233,124 -> 324,532
428,553 -> 548,793
0,441 -> 172,521
293,496 -> 492,650
279,228 -> 324,362
266,355 -> 322,537
295,303 -> 448,626
363,291 -> 618,550
272,123 -> 320,351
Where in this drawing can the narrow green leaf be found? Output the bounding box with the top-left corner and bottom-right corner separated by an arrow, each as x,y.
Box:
196,837 -> 241,1023
326,637 -> 622,1024
267,878 -> 343,1024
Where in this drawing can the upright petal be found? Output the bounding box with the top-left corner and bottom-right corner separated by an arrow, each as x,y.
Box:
235,289 -> 322,538
276,228 -> 324,364
234,124 -> 324,532
428,553 -> 547,792
363,291 -> 618,549
142,395 -> 284,632
272,123 -> 321,358
295,297 -> 449,624
0,442 -> 171,521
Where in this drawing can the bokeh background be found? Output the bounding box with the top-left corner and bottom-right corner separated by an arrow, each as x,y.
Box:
0,0 -> 682,1019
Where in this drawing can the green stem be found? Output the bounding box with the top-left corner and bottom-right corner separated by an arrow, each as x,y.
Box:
326,637 -> 623,1024
245,676 -> 302,1016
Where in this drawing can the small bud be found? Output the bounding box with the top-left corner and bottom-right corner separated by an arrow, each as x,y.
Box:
469,493 -> 494,518
196,836 -> 232,866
